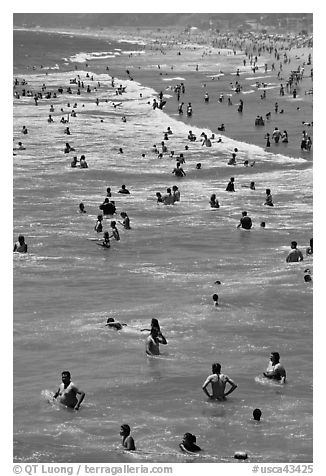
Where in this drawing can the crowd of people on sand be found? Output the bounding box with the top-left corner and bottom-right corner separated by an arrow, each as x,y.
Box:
13,30 -> 313,459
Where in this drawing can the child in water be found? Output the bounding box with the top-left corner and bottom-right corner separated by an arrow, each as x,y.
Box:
110,221 -> 120,241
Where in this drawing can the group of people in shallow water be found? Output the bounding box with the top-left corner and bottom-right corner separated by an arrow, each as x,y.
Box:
13,52 -> 312,459
50,349 -> 286,456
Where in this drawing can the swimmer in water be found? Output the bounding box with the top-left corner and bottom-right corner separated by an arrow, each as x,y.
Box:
263,352 -> 286,383
13,234 -> 28,253
145,327 -> 167,356
105,317 -> 126,330
202,363 -> 237,400
212,293 -> 219,306
53,371 -> 85,410
79,203 -> 86,213
253,408 -> 262,422
179,433 -> 202,453
120,424 -> 136,451
303,269 -> 312,282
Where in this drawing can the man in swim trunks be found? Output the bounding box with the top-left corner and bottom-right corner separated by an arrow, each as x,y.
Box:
237,211 -> 252,229
263,352 -> 286,383
145,327 -> 167,356
53,371 -> 85,409
202,363 -> 237,400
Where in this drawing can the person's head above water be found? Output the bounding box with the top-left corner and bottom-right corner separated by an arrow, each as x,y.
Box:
242,211 -> 248,217
291,241 -> 298,249
107,317 -> 115,323
212,363 -> 221,374
260,222 -> 266,228
212,293 -> 219,303
18,235 -> 25,244
253,408 -> 262,421
120,424 -> 131,436
270,352 -> 280,364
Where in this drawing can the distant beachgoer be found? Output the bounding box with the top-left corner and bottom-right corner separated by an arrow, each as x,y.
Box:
53,371 -> 85,410
106,187 -> 112,197
120,424 -> 135,451
71,157 -> 78,168
97,231 -> 110,248
264,189 -> 274,206
272,127 -> 281,144
99,198 -> 116,215
228,153 -> 237,166
217,123 -> 225,131
13,234 -> 27,253
16,142 -> 26,150
202,363 -> 237,400
188,130 -> 196,141
281,130 -> 288,143
156,192 -> 163,203
286,241 -> 303,262
253,409 -> 262,422
304,269 -> 312,283
210,194 -> 219,208
172,162 -> 186,177
109,221 -> 120,241
172,185 -> 180,202
94,215 -> 103,233
265,133 -> 271,147
119,212 -> 131,229
212,293 -> 219,306
105,317 -> 126,330
79,203 -> 86,214
250,181 -> 256,190
179,433 -> 202,454
196,163 -> 201,169
22,125 -> 28,135
260,221 -> 266,228
263,352 -> 286,383
64,143 -> 74,154
162,188 -> 175,205
145,327 -> 167,356
118,184 -> 130,194
237,211 -> 252,229
226,177 -> 235,192
306,238 -> 313,255
80,155 -> 88,168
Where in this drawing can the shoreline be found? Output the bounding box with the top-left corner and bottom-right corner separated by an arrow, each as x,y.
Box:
15,25 -> 313,160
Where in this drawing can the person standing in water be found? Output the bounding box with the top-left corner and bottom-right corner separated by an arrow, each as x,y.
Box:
119,212 -> 131,229
13,235 -> 28,253
264,188 -> 274,206
237,211 -> 252,229
263,352 -> 286,383
145,327 -> 167,356
202,363 -> 237,400
286,241 -> 303,262
53,371 -> 85,410
120,424 -> 135,451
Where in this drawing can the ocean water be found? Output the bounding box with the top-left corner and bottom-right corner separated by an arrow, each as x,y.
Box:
13,29 -> 313,464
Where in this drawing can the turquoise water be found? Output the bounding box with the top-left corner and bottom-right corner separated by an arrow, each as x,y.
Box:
13,30 -> 313,464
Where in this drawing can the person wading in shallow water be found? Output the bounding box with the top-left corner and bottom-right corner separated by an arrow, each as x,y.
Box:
202,363 -> 237,400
